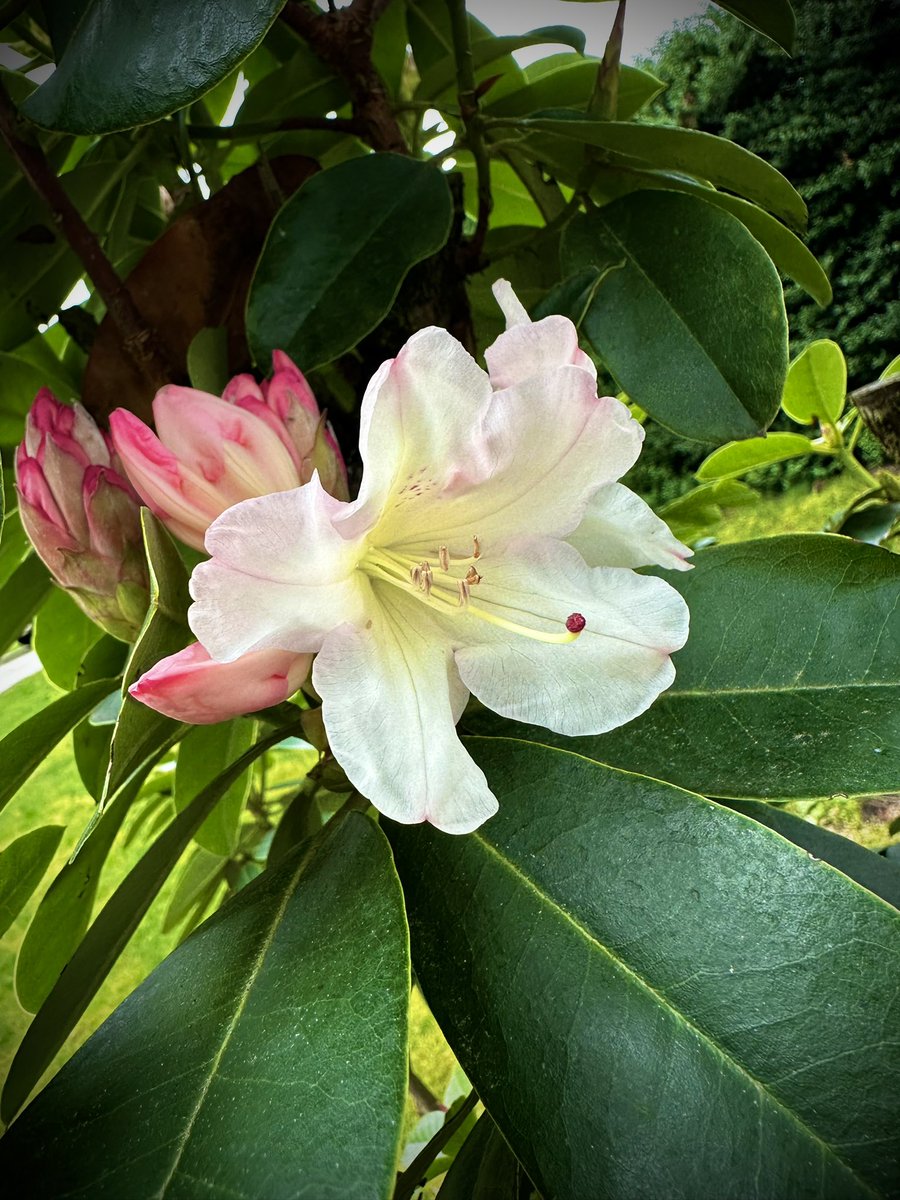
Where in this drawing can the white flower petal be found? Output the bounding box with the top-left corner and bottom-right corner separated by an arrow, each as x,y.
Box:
485,314 -> 597,390
397,368 -> 643,550
313,590 -> 498,834
568,483 -> 693,572
453,537 -> 689,737
339,327 -> 494,540
189,477 -> 368,660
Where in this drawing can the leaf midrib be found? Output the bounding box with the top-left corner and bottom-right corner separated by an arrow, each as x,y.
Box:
665,680 -> 899,698
154,840 -> 319,1198
471,831 -> 881,1198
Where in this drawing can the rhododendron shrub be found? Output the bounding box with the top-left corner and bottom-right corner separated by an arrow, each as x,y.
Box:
0,2 -> 897,1197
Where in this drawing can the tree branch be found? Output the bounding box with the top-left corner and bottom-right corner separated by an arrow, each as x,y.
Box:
0,80 -> 177,391
188,115 -> 365,141
280,0 -> 408,154
447,0 -> 491,267
851,377 -> 900,464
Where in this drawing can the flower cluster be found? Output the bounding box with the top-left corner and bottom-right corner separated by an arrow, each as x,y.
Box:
17,287 -> 690,833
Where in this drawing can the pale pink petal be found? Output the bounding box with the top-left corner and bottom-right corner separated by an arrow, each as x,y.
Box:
189,477 -> 369,660
568,483 -> 693,572
313,591 -> 497,833
485,314 -> 597,390
130,642 -> 311,724
452,536 -> 689,737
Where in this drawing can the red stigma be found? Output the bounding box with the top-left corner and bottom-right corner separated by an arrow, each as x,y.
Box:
566,612 -> 586,633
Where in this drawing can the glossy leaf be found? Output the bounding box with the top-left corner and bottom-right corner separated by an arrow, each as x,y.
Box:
837,501 -> 900,548
518,116 -> 806,230
466,535 -> 900,801
247,154 -> 454,372
33,586 -> 103,691
712,0 -> 796,52
1,721 -> 295,1124
0,552 -> 51,658
185,326 -> 229,396
561,191 -> 788,442
236,38 -> 348,126
659,478 -> 759,544
881,353 -> 900,380
174,719 -> 257,856
727,800 -> 900,911
416,26 -> 586,100
437,1112 -> 526,1200
21,0 -> 286,134
696,431 -> 814,479
101,511 -> 190,806
161,846 -> 227,934
0,826 -> 64,939
0,350 -> 74,444
485,54 -> 663,123
390,739 -> 900,1199
0,677 -> 118,820
781,339 -> 847,425
1,814 -> 410,1200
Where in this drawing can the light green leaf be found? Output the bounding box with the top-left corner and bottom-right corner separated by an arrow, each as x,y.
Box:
33,587 -> 103,691
881,353 -> 900,380
561,191 -> 788,442
0,826 -> 64,940
437,1112 -> 526,1199
1,814 -> 410,1200
21,0 -> 287,133
247,154 -> 453,372
782,339 -> 847,425
101,511 -> 190,806
485,54 -> 663,122
175,719 -> 257,856
0,552 -> 51,658
0,677 -> 118,820
712,0 -> 796,52
416,26 -> 586,101
658,478 -> 759,544
390,739 -> 900,1199
1,720 -> 296,1124
696,431 -> 814,479
514,115 -> 807,230
466,535 -> 900,801
161,845 -> 227,934
236,37 -> 348,127
0,351 -> 74,443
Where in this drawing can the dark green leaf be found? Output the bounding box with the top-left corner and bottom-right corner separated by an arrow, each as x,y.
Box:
390,739 -> 900,1199
21,0 -> 287,134
712,0 -> 796,52
0,826 -> 64,939
696,431 -> 814,479
185,326 -> 230,395
1,721 -> 295,1123
466,535 -> 900,802
0,552 -> 51,658
247,154 -> 453,372
174,719 -> 257,856
101,511 -> 190,806
518,115 -> 806,231
837,502 -> 900,547
561,191 -> 788,442
236,37 -> 348,126
727,799 -> 900,910
0,351 -> 74,443
437,1112 -> 525,1200
32,586 -> 103,691
14,776 -> 137,1013
1,813 -> 410,1200
0,677 -> 118,820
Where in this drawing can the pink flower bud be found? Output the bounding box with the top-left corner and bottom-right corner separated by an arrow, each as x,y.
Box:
16,389 -> 150,642
130,642 -> 312,724
110,354 -> 348,551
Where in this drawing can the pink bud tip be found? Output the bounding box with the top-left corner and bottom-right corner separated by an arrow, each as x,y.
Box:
566,613 -> 586,633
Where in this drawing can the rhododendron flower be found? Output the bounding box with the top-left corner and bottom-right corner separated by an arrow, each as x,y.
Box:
16,389 -> 149,641
109,352 -> 348,551
130,642 -> 312,724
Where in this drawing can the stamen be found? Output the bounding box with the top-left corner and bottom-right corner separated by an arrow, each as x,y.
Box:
465,566 -> 482,586
457,579 -> 470,606
439,545 -> 450,571
419,562 -> 433,596
472,535 -> 481,560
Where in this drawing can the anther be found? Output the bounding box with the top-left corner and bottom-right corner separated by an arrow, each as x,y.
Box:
420,563 -> 433,596
566,613 -> 586,633
439,545 -> 450,571
457,579 -> 470,606
472,535 -> 481,560
465,566 -> 482,586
